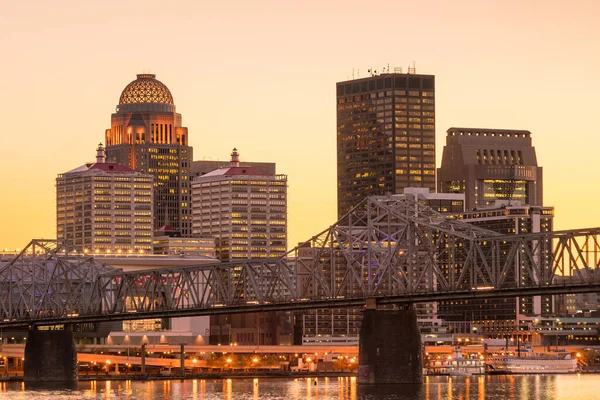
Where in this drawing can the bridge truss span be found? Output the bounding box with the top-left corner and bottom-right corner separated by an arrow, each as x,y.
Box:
1,196 -> 600,327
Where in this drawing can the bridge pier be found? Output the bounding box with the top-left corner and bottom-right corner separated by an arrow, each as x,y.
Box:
358,303 -> 422,384
141,344 -> 146,375
24,325 -> 77,383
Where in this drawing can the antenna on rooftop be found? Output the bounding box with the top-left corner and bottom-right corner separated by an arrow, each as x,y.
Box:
408,61 -> 416,74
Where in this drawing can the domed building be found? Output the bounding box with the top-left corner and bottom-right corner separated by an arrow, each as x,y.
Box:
105,73 -> 193,236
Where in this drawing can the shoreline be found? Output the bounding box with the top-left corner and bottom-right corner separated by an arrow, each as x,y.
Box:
0,371 -> 358,383
2,370 -> 599,383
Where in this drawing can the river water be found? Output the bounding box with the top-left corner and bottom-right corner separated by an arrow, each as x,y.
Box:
0,375 -> 598,399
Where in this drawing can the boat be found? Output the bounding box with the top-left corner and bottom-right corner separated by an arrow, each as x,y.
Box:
486,345 -> 579,374
425,347 -> 486,376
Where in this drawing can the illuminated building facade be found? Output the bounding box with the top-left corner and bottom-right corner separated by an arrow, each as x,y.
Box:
191,148 -> 290,345
336,72 -> 436,217
56,144 -> 154,254
439,201 -> 554,334
298,189 -> 464,345
153,225 -> 216,258
437,127 -> 543,210
191,148 -> 287,260
105,73 -> 193,236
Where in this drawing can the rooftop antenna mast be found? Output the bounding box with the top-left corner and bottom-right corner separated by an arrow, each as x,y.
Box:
408,61 -> 416,74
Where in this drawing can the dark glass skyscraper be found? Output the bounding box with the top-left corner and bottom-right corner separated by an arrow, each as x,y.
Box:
105,74 -> 193,236
336,72 -> 435,218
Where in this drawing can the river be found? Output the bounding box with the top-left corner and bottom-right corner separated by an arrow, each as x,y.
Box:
0,375 -> 598,399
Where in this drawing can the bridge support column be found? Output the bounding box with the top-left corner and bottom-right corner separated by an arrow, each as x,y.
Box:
141,344 -> 146,375
180,344 -> 185,377
24,325 -> 77,383
358,304 -> 422,385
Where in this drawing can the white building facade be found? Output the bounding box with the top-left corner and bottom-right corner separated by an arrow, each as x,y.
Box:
56,144 -> 154,254
191,149 -> 287,260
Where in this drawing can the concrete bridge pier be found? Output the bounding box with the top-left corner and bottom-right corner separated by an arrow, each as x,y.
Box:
24,325 -> 77,383
358,302 -> 422,384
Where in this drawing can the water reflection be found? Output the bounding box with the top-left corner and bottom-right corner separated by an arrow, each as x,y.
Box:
0,375 -> 599,399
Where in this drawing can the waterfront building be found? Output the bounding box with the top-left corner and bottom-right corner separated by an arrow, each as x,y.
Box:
298,189 -> 464,346
191,148 -> 290,345
336,71 -> 436,217
56,144 -> 154,254
105,73 -> 193,236
437,127 -> 549,334
555,269 -> 600,316
437,127 -> 543,210
438,201 -> 555,334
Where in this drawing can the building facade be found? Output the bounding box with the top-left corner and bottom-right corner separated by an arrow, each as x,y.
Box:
438,201 -> 555,334
153,225 -> 216,258
105,73 -> 193,236
191,149 -> 287,260
191,149 -> 290,345
437,127 -> 543,210
56,144 -> 154,254
336,72 -> 436,217
298,189 -> 464,345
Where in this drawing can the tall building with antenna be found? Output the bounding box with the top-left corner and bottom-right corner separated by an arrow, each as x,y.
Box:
105,73 -> 193,236
336,68 -> 436,217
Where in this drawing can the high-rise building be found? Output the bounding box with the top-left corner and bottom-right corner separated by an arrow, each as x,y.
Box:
437,128 -> 549,334
298,188 -> 464,346
336,72 -> 436,217
191,148 -> 287,260
437,127 -> 543,210
438,201 -> 555,334
191,148 -> 290,345
56,144 -> 154,254
105,73 -> 193,236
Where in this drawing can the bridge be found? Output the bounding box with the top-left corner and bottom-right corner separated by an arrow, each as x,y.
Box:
1,195 -> 600,383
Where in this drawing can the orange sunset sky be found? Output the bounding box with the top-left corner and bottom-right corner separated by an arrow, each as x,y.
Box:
1,0 -> 599,251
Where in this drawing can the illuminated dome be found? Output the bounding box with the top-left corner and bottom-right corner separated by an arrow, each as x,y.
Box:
116,74 -> 175,113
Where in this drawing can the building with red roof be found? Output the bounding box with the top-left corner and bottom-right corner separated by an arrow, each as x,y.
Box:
56,144 -> 154,254
192,148 -> 290,346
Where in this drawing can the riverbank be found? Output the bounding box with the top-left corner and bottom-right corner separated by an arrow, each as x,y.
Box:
0,370 -> 358,382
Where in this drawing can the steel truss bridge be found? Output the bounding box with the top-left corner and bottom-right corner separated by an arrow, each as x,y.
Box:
1,195 -> 600,328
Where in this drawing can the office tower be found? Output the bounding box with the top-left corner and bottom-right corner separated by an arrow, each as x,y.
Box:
437,201 -> 554,334
336,71 -> 436,217
437,127 -> 543,210
105,73 -> 193,236
191,148 -> 287,260
191,148 -> 290,345
56,144 -> 154,254
299,188 -> 464,345
437,128 -> 549,334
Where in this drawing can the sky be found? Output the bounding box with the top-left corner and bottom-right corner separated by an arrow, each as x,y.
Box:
0,0 -> 599,251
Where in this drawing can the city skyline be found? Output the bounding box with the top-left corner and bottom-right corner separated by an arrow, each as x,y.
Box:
2,0 -> 600,250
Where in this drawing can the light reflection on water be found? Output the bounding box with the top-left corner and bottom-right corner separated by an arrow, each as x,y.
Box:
0,375 -> 597,399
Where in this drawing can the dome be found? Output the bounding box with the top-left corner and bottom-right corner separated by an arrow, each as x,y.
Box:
118,74 -> 174,105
